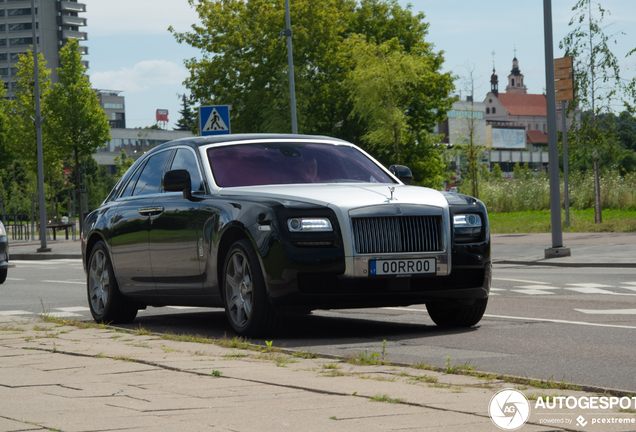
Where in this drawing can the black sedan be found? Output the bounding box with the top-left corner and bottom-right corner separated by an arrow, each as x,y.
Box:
82,134 -> 491,337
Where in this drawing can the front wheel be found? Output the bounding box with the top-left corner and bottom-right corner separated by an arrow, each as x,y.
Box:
426,298 -> 488,327
87,241 -> 137,324
0,267 -> 7,284
223,239 -> 279,337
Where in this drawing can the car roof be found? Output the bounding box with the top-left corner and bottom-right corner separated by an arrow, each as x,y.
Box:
147,133 -> 353,155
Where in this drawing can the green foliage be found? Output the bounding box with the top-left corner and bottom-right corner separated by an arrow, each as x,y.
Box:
174,95 -> 197,132
114,151 -> 134,180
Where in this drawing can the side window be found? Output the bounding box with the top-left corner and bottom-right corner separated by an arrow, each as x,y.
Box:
132,150 -> 172,196
170,148 -> 203,191
119,164 -> 143,198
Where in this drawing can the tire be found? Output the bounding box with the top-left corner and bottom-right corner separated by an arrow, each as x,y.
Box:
0,267 -> 6,284
222,239 -> 279,337
87,241 -> 138,324
426,298 -> 488,327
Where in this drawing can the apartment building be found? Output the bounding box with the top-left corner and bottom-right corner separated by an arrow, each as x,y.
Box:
0,0 -> 87,98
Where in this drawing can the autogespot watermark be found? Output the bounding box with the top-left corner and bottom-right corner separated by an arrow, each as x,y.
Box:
489,389 -> 531,430
489,390 -> 636,429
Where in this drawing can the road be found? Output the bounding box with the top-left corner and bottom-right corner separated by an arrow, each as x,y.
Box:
2,260 -> 636,392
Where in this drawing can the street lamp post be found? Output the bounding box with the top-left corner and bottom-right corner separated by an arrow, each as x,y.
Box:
282,0 -> 298,134
31,0 -> 50,252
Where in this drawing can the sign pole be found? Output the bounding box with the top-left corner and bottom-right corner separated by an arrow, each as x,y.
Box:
283,0 -> 298,134
543,0 -> 570,258
562,100 -> 570,227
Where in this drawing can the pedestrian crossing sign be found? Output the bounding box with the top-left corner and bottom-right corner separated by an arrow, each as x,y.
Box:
199,105 -> 231,136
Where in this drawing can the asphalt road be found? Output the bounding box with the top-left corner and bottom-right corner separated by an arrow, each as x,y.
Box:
2,260 -> 636,392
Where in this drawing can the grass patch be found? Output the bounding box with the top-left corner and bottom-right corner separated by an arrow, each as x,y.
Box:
223,353 -> 248,359
211,370 -> 222,377
370,394 -> 402,404
0,325 -> 25,332
133,342 -> 152,349
444,356 -> 473,374
411,362 -> 436,371
322,363 -> 340,370
346,350 -> 389,366
489,208 -> 636,234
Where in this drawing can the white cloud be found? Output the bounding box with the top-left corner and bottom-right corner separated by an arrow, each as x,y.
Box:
89,60 -> 187,93
87,0 -> 200,37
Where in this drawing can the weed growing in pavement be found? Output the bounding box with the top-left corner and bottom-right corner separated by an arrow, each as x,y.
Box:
322,363 -> 340,370
444,356 -> 473,374
211,370 -> 222,377
223,353 -> 248,359
321,369 -> 348,377
0,325 -> 25,332
95,353 -> 107,358
370,394 -> 402,404
114,356 -> 138,363
291,350 -> 317,359
411,362 -> 436,371
381,340 -> 387,362
133,342 -> 152,349
32,325 -> 49,332
329,416 -> 337,420
111,335 -> 123,339
133,324 -> 151,336
398,371 -> 410,377
346,350 -> 389,366
409,375 -> 438,384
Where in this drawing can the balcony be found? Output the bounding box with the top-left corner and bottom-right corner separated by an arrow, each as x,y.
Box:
58,30 -> 87,41
81,60 -> 89,69
57,16 -> 87,27
78,45 -> 88,55
57,1 -> 86,13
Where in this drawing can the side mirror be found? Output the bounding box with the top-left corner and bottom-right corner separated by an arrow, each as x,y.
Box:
389,165 -> 413,185
163,169 -> 192,200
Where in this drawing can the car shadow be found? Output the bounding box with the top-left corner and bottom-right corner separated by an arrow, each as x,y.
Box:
122,307 -> 480,350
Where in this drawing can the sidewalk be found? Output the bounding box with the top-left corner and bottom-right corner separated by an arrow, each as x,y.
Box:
7,232 -> 636,267
0,314 -> 632,432
491,232 -> 636,267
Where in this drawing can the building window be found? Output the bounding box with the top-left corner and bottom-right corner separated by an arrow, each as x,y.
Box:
543,124 -> 547,133
9,23 -> 32,31
0,11 -> 4,17
10,37 -> 33,45
492,107 -> 496,114
0,25 -> 5,31
3,83 -> 7,90
104,103 -> 124,109
0,68 -> 8,76
8,8 -> 34,16
0,40 -> 6,46
10,67 -> 17,75
10,53 -> 23,61
0,54 -> 6,61
536,123 -> 539,130
511,79 -> 515,86
486,107 -> 490,114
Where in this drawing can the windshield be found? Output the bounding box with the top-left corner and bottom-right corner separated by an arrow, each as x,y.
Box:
207,142 -> 396,187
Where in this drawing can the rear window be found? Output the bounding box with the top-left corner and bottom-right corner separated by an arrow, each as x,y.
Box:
207,143 -> 395,187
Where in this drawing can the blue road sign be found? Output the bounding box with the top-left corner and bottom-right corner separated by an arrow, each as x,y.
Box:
199,105 -> 231,136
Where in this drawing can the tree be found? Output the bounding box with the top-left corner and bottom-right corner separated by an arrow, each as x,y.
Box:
46,39 -> 111,231
8,50 -> 64,177
174,94 -> 197,132
560,0 -> 624,223
114,150 -> 134,180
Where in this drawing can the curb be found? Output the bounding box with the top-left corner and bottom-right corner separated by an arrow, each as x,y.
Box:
494,260 -> 636,268
11,253 -> 82,261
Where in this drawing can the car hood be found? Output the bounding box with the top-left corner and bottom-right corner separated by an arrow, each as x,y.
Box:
218,183 -> 448,210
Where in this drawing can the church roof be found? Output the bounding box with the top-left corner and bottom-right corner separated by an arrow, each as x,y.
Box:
497,93 -> 547,116
527,130 -> 548,144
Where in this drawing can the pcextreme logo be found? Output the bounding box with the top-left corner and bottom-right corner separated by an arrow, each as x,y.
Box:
489,388 -> 531,430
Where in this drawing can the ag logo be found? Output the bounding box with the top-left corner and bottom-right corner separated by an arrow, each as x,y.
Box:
489,388 -> 531,430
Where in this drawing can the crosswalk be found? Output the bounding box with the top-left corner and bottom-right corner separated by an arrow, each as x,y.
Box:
491,281 -> 636,296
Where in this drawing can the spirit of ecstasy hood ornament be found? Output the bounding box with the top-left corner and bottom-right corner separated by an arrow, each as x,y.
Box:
388,186 -> 395,200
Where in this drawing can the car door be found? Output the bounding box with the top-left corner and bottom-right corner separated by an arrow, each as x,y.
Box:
149,147 -> 205,295
109,149 -> 173,295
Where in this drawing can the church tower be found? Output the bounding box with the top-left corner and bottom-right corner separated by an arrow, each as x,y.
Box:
506,56 -> 527,94
490,65 -> 499,97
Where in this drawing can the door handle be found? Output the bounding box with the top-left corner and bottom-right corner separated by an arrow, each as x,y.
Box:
137,206 -> 164,216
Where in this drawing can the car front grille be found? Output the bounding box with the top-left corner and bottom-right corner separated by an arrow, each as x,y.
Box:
351,215 -> 442,254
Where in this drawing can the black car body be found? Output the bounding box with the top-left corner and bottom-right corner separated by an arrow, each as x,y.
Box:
82,134 -> 491,336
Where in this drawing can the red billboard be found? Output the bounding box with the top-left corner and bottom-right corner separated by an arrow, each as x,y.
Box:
156,109 -> 169,122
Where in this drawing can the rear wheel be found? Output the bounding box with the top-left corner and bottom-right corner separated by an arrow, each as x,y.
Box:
426,298 -> 488,327
87,241 -> 137,324
223,239 -> 279,337
0,267 -> 6,284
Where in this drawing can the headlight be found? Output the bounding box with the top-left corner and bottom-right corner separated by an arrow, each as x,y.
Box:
287,218 -> 333,232
0,222 -> 5,236
453,214 -> 482,242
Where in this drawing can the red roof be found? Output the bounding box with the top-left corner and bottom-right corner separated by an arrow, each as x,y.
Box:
497,93 -> 547,116
526,130 -> 548,144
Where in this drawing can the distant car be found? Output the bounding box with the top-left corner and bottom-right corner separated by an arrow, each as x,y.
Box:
0,221 -> 8,284
82,134 -> 491,337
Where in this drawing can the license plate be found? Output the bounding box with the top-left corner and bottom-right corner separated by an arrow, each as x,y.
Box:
369,258 -> 435,276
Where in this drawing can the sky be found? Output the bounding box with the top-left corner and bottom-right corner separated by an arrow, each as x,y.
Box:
85,0 -> 636,130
